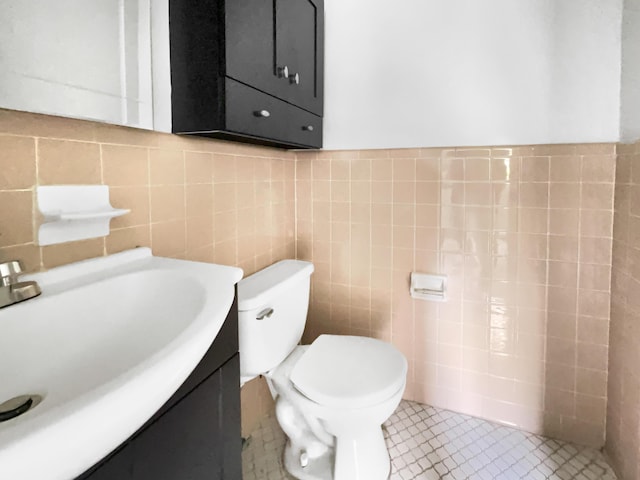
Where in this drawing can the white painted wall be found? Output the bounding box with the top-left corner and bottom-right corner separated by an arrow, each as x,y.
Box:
621,0 -> 640,142
0,0 -> 153,129
0,1 -> 625,146
323,0 -> 623,150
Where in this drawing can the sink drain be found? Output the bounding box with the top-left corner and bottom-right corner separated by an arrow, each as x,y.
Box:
0,395 -> 42,422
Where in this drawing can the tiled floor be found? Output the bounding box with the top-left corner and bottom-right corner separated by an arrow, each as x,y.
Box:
242,400 -> 617,480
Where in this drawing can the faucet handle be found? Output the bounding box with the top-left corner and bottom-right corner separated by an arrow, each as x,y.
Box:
0,261 -> 22,286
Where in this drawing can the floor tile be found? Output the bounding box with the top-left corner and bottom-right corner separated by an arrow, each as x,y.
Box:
242,400 -> 617,480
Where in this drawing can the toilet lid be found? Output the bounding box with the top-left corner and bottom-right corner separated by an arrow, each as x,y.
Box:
290,335 -> 408,408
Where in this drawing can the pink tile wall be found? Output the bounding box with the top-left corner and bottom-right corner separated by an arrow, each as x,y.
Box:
0,108 -> 620,447
296,144 -> 615,447
606,141 -> 640,479
0,108 -> 296,437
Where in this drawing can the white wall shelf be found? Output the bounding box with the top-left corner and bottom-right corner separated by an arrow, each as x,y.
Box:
36,185 -> 129,246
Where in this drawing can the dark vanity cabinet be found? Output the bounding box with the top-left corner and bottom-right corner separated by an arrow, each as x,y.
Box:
170,0 -> 324,149
77,297 -> 241,480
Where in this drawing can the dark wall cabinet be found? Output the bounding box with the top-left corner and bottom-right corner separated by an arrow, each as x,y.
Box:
77,297 -> 241,480
170,0 -> 324,149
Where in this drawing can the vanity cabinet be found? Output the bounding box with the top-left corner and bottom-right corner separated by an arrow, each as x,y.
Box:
77,297 -> 241,480
170,0 -> 324,149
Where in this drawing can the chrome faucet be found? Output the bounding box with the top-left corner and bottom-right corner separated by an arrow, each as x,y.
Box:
0,261 -> 41,309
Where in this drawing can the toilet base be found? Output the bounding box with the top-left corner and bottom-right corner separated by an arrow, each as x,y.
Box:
333,426 -> 390,480
283,440 -> 333,480
267,346 -> 402,480
282,427 -> 391,480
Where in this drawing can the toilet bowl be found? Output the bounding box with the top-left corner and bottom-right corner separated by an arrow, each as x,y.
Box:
238,260 -> 407,480
268,342 -> 406,480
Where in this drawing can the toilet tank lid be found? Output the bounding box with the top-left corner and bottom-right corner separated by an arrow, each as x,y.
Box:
238,260 -> 314,311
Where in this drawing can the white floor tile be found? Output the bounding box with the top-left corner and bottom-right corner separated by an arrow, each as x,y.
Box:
242,400 -> 618,480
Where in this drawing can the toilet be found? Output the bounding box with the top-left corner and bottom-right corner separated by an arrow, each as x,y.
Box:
238,260 -> 407,480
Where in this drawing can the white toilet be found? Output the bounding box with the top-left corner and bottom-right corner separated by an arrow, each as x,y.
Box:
238,260 -> 407,480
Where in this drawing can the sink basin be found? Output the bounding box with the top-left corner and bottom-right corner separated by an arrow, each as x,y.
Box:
0,248 -> 243,479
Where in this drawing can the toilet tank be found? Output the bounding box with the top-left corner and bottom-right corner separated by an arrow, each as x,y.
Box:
237,260 -> 314,385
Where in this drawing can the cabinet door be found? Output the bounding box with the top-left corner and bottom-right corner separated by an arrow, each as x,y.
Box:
128,371 -> 224,479
275,0 -> 323,115
220,355 -> 243,479
225,0 -> 281,98
226,0 -> 323,116
80,370 -> 226,480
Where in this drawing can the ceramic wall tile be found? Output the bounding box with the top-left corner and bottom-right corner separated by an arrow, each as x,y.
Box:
605,139 -> 640,480
0,109 -> 296,437
297,143 -> 616,448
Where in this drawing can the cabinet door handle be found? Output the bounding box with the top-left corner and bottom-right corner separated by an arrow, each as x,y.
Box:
289,73 -> 300,85
254,110 -> 271,118
277,65 -> 289,79
302,125 -> 314,132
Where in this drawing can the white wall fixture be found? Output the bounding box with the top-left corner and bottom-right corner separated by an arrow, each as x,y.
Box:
150,0 -> 172,133
410,273 -> 447,302
0,0 -> 153,129
36,185 -> 129,246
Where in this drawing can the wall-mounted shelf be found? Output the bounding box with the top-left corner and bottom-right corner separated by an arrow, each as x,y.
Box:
36,185 -> 130,246
43,208 -> 129,223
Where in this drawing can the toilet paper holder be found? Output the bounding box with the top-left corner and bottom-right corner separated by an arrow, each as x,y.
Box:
410,272 -> 447,302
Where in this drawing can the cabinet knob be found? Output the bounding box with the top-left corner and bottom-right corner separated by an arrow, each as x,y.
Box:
302,125 -> 314,132
277,65 -> 289,79
254,110 -> 271,118
289,73 -> 300,85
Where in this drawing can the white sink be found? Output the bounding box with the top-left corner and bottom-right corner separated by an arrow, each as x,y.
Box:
0,248 -> 243,480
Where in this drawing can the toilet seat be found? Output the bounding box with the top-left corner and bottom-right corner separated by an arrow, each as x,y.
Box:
289,335 -> 408,409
